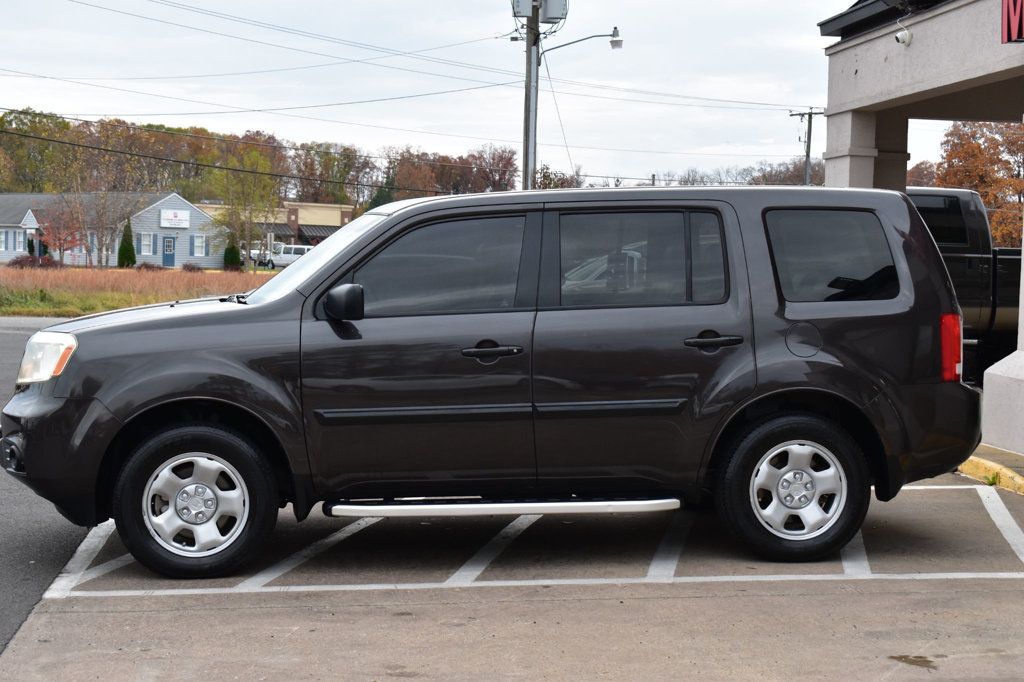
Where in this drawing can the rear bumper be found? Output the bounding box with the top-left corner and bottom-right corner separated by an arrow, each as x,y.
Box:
1,386 -> 121,526
880,381 -> 981,498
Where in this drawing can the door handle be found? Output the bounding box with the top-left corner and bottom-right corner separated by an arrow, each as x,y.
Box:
684,334 -> 744,350
461,345 -> 524,359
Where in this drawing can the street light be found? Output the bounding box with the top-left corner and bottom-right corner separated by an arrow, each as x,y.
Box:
519,14 -> 622,190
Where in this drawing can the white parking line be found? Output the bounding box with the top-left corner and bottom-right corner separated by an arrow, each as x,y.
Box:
43,520 -> 115,599
840,530 -> 871,576
444,514 -> 541,586
235,517 -> 382,590
645,510 -> 693,581
55,570 -> 1024,599
75,553 -> 135,585
976,486 -> 1024,564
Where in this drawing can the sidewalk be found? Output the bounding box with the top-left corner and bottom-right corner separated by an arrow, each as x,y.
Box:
962,444 -> 1024,494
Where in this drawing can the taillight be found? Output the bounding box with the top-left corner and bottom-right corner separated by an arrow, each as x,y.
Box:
940,313 -> 962,382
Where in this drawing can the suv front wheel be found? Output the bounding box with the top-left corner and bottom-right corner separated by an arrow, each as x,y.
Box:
112,425 -> 278,578
715,414 -> 870,561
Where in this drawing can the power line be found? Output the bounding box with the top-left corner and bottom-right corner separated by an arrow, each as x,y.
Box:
543,59 -> 574,173
4,69 -> 802,159
0,128 -> 444,195
69,0 -> 814,112
0,34 -> 513,82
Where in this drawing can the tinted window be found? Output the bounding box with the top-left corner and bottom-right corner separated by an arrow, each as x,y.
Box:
355,216 -> 525,316
765,210 -> 898,302
909,194 -> 968,245
559,211 -> 726,307
690,212 -> 727,303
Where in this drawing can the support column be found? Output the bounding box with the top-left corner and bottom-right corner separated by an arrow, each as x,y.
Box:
982,271 -> 1024,455
872,110 -> 911,192
823,110 -> 878,188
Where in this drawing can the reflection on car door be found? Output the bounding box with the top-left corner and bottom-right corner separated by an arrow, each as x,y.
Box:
300,212 -> 542,498
532,206 -> 756,495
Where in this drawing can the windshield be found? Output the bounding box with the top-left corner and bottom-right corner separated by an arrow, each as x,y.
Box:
245,212 -> 387,305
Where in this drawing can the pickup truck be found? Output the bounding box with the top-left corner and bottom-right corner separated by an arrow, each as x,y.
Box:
907,187 -> 1021,381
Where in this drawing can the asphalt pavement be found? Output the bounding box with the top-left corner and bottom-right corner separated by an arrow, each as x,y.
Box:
0,317 -> 81,653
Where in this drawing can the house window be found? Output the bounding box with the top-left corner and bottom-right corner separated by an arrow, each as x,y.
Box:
16,231 -> 25,252
194,234 -> 206,256
141,234 -> 153,256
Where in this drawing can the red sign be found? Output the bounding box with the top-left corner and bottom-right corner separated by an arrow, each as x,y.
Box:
1005,0 -> 1024,43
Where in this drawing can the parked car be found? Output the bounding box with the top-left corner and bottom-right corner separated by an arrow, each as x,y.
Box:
906,187 -> 1021,382
270,243 -> 313,269
1,188 -> 980,578
244,241 -> 283,268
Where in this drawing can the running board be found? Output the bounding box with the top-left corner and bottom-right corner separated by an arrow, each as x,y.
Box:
323,498 -> 680,518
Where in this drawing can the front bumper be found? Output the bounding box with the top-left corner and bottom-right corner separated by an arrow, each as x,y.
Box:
2,385 -> 121,526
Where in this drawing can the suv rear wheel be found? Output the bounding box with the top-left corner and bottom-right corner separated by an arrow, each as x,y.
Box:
112,425 -> 278,578
715,414 -> 870,561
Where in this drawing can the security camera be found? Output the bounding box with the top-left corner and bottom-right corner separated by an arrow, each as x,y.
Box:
894,29 -> 913,45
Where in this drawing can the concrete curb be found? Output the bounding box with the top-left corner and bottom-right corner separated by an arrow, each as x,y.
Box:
958,456 -> 1024,495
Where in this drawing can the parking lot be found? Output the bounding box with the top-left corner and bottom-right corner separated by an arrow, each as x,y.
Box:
2,318 -> 1024,678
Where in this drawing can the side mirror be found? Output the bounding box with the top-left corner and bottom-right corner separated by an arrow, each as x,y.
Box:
324,283 -> 364,321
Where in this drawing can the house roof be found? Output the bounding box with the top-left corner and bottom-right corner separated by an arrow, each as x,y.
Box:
0,192 -> 172,228
819,0 -> 950,39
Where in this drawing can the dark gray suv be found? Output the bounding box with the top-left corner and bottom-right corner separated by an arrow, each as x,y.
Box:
2,187 -> 981,577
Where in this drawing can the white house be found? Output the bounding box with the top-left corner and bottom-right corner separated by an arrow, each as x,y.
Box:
0,192 -> 222,269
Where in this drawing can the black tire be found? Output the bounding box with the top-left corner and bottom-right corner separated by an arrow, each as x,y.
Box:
715,414 -> 870,562
112,425 -> 278,578
268,260 -> 275,270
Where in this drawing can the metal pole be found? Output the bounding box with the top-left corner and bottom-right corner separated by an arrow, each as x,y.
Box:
522,5 -> 540,191
803,112 -> 814,185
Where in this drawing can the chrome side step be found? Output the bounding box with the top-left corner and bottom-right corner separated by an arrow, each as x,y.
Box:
324,498 -> 680,518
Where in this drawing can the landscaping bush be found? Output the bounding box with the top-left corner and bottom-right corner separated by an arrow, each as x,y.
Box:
223,241 -> 242,271
135,262 -> 165,272
6,255 -> 61,269
181,262 -> 203,273
117,219 -> 136,268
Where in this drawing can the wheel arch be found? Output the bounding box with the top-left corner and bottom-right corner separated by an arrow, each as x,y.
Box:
95,397 -> 313,523
701,388 -> 894,500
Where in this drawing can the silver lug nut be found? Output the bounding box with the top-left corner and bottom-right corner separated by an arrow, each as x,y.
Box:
805,482 -> 813,490
205,499 -> 215,509
179,492 -> 190,501
799,495 -> 808,504
180,507 -> 190,516
195,486 -> 206,496
196,512 -> 205,522
785,495 -> 794,504
780,480 -> 791,490
794,472 -> 803,482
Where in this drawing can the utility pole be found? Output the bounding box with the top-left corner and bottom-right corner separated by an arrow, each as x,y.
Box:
790,110 -> 819,185
521,5 -> 540,191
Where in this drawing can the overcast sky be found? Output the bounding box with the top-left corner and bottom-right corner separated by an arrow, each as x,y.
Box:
2,0 -> 947,182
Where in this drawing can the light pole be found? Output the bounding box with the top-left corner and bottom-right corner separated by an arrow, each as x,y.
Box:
520,26 -> 622,190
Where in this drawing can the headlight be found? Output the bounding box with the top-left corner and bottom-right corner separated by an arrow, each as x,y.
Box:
17,331 -> 78,384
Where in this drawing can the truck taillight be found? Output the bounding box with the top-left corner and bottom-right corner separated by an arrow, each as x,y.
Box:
940,313 -> 962,382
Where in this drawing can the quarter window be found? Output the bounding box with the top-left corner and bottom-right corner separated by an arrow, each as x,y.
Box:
765,209 -> 898,303
559,211 -> 726,307
355,216 -> 526,316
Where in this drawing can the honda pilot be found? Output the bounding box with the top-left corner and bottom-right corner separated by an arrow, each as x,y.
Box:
2,188 -> 981,578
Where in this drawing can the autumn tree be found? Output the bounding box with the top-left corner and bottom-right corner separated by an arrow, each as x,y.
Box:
36,200 -> 84,264
906,160 -> 937,187
534,164 -> 583,189
937,122 -> 1024,247
209,150 -> 279,273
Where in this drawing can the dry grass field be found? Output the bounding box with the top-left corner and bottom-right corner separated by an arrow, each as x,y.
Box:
0,267 -> 275,317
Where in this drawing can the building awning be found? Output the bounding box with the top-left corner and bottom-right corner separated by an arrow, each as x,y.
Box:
298,225 -> 339,239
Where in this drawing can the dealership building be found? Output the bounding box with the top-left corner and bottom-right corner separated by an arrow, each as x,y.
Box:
819,0 -> 1024,451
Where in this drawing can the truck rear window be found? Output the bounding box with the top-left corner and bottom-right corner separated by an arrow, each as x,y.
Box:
765,209 -> 899,303
908,194 -> 968,246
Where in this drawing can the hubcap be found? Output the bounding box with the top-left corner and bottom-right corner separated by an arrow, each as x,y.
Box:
748,440 -> 847,541
142,453 -> 249,558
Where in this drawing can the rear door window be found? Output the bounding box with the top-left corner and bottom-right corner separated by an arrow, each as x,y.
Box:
558,211 -> 726,307
909,194 -> 968,245
765,209 -> 898,303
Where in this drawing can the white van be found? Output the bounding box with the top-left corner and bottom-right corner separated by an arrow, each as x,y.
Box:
270,243 -> 313,269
